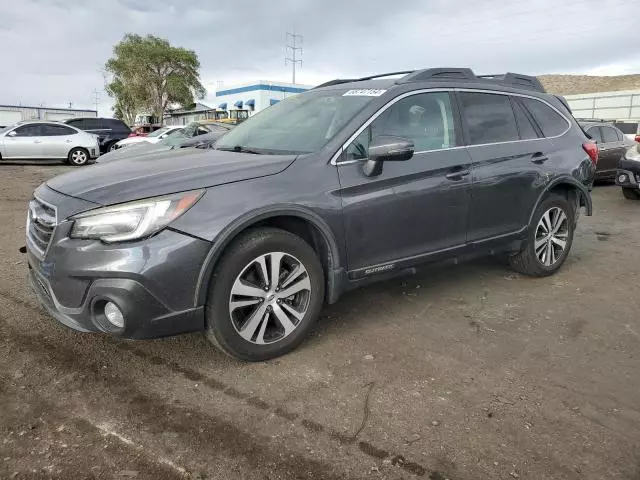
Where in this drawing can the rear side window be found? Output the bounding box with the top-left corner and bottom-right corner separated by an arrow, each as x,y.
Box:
512,98 -> 539,140
521,98 -> 568,137
66,118 -> 87,129
83,118 -> 102,130
105,118 -> 130,131
601,126 -> 620,143
459,92 -> 519,145
41,124 -> 76,136
586,126 -> 603,142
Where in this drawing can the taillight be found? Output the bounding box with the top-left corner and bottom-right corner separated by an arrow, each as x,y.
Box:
634,135 -> 640,143
583,142 -> 598,165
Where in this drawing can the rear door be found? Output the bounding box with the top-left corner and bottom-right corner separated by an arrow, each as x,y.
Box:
338,91 -> 473,271
461,91 -> 549,241
40,124 -> 79,158
599,126 -> 626,175
2,124 -> 44,158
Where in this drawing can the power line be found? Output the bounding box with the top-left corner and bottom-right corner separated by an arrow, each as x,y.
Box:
285,29 -> 303,84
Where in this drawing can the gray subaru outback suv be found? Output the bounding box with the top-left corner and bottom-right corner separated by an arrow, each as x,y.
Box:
26,68 -> 596,361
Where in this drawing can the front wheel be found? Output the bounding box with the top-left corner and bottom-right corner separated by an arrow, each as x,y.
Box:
205,228 -> 325,361
67,148 -> 89,166
622,188 -> 640,200
509,194 -> 575,277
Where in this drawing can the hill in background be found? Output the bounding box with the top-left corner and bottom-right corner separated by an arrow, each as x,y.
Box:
538,74 -> 640,95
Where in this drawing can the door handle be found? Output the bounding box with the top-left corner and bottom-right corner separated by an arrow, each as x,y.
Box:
445,169 -> 470,180
65,140 -> 72,143
531,152 -> 548,164
33,140 -> 42,144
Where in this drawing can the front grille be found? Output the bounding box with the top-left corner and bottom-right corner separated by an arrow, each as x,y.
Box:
26,198 -> 57,258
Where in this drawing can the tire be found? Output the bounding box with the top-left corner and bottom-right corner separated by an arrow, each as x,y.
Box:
509,194 -> 575,277
67,147 -> 89,166
205,228 -> 325,361
622,188 -> 640,200
108,142 -> 118,152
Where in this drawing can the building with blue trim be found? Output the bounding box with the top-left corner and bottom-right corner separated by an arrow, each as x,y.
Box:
214,81 -> 313,116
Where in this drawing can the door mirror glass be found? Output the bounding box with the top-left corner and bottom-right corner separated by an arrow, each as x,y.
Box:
7,130 -> 16,137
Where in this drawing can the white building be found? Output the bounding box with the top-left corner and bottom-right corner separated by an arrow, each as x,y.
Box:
0,104 -> 97,126
214,81 -> 313,117
564,90 -> 640,121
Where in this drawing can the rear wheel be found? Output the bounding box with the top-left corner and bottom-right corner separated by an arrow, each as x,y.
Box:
509,194 -> 575,277
622,188 -> 640,200
67,147 -> 89,166
205,228 -> 324,361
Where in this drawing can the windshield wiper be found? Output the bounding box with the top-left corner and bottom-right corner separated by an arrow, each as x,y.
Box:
217,145 -> 262,154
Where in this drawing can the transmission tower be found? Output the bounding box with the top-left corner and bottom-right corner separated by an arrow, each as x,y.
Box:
285,30 -> 303,84
91,89 -> 100,114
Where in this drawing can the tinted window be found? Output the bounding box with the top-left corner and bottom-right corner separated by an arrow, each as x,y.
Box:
41,124 -> 76,136
601,126 -> 619,143
460,92 -> 519,145
83,118 -> 102,130
66,118 -> 84,128
521,98 -> 568,137
105,118 -> 130,131
512,98 -> 539,140
13,124 -> 42,137
586,126 -> 603,142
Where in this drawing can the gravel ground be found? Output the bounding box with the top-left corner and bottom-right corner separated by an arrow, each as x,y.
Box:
1,164 -> 640,480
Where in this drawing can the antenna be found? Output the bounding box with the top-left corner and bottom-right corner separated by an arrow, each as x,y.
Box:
285,29 -> 303,84
91,88 -> 100,114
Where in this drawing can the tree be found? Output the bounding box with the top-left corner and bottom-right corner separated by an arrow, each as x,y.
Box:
106,78 -> 138,126
105,34 -> 206,123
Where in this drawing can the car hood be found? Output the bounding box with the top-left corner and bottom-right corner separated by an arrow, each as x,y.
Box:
98,142 -> 168,162
47,148 -> 297,206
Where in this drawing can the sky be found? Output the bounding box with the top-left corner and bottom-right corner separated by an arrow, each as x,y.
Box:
0,0 -> 638,116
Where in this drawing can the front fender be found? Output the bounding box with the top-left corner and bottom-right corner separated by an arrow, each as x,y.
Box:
192,204 -> 344,307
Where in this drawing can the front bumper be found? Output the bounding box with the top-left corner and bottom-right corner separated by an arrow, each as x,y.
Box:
26,225 -> 212,339
615,159 -> 640,189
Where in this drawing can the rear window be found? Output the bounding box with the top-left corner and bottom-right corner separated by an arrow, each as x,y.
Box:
521,98 -> 568,137
459,92 -> 519,145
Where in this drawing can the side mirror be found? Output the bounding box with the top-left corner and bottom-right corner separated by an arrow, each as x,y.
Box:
363,135 -> 414,177
7,130 -> 17,137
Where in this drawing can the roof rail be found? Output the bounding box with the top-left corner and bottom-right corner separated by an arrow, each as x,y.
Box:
397,68 -> 476,83
477,73 -> 545,92
313,71 -> 415,90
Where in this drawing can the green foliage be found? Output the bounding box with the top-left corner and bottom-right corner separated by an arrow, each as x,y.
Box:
105,34 -> 206,122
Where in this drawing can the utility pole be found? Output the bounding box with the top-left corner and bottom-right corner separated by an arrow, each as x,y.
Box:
285,29 -> 303,84
91,89 -> 100,114
68,101 -> 73,109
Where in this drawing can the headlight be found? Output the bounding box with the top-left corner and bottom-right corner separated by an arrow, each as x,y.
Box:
70,190 -> 203,242
625,146 -> 640,162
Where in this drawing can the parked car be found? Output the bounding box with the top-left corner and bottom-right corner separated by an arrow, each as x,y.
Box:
96,121 -> 232,163
113,126 -> 184,149
64,117 -> 131,154
579,120 -> 634,181
26,67 -> 595,361
0,120 -> 99,165
613,121 -> 640,143
615,143 -> 640,200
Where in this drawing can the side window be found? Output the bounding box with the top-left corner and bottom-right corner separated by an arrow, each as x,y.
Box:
13,124 -> 42,137
41,124 -> 77,136
521,98 -> 568,137
459,92 -> 519,145
345,92 -> 457,160
512,98 -> 540,140
586,127 -> 603,143
601,126 -> 619,143
107,119 -> 129,131
83,119 -> 102,130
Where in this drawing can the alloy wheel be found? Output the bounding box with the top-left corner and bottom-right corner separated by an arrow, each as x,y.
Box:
229,252 -> 311,345
71,150 -> 87,165
535,207 -> 569,267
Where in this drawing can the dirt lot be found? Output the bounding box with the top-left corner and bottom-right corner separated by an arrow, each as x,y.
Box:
1,164 -> 640,480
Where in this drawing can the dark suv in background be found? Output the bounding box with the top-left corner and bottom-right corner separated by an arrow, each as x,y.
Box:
27,67 -> 596,361
65,117 -> 131,154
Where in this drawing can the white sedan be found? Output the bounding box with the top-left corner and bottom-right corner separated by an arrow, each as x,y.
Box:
114,126 -> 184,149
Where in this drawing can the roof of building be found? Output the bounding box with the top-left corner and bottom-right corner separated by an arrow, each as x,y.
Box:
167,102 -> 214,115
0,104 -> 97,113
216,82 -> 312,97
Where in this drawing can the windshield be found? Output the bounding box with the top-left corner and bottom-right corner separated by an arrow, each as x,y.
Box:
0,124 -> 17,134
215,89 -> 376,154
147,126 -> 173,138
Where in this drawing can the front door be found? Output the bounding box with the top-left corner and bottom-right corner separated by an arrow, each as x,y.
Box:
337,91 -> 472,272
2,124 -> 44,159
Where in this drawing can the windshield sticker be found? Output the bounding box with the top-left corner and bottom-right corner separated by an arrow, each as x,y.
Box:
343,89 -> 387,97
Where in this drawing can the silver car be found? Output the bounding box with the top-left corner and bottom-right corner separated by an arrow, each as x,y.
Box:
0,120 -> 100,166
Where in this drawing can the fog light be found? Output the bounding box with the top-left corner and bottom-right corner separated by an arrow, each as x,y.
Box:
619,174 -> 628,183
104,302 -> 124,328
